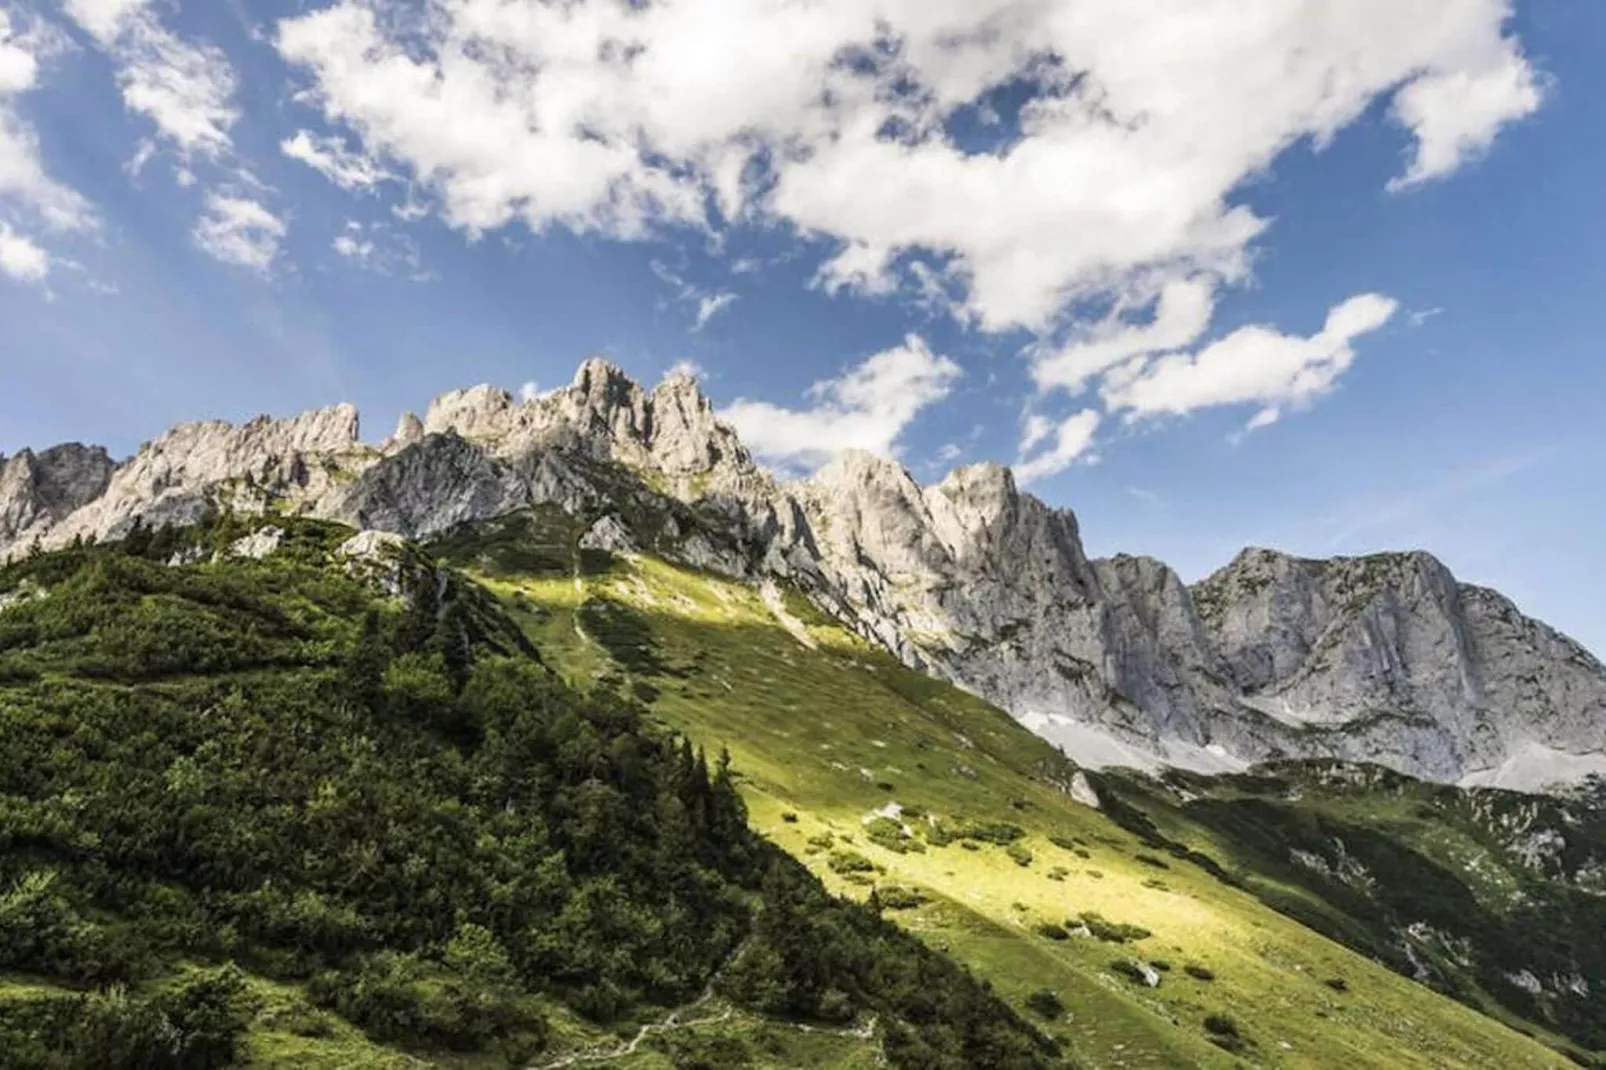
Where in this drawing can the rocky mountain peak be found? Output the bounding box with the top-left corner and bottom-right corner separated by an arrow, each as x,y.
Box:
3,359 -> 1602,792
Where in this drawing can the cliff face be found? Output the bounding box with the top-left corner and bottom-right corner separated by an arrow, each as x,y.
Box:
5,361 -> 1603,792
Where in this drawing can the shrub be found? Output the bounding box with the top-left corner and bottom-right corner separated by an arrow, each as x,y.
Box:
1047,866 -> 1069,882
1108,960 -> 1150,985
865,818 -> 925,855
1148,960 -> 1172,972
1324,977 -> 1349,992
1077,912 -> 1150,943
1006,843 -> 1034,868
1025,989 -> 1064,1020
1134,853 -> 1170,870
781,812 -> 799,823
954,821 -> 1025,845
827,850 -> 874,875
1034,923 -> 1070,941
875,886 -> 929,911
1184,964 -> 1215,982
1203,1013 -> 1249,1052
66,965 -> 250,1070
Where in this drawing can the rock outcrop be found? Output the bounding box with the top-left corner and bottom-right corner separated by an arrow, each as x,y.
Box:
5,360 -> 1602,792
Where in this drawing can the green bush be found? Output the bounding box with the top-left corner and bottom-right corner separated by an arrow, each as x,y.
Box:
1077,913 -> 1151,943
827,850 -> 875,875
1034,923 -> 1070,941
1025,988 -> 1064,1020
1006,843 -> 1034,867
1184,964 -> 1215,981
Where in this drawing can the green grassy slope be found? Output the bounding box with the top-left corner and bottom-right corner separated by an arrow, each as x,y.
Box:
1091,763 -> 1606,1060
0,517 -> 1061,1070
436,507 -> 1578,1070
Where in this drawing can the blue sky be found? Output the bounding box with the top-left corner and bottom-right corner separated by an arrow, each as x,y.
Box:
2,0 -> 1603,655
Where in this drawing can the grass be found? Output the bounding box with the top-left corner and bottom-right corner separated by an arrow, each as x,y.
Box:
436,507 -> 1576,1070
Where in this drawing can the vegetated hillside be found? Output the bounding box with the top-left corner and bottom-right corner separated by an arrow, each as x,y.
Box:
1090,761 -> 1606,1058
0,516 -> 1063,1070
433,506 -> 1579,1070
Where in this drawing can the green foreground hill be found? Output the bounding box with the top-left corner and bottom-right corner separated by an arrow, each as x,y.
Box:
432,505 -> 1601,1070
0,518 -> 1059,1069
1,509 -> 1601,1068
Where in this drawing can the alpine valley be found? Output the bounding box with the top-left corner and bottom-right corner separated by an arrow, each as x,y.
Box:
2,360 -> 1604,1069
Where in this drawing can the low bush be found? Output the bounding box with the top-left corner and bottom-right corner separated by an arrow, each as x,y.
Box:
1184,964 -> 1215,982
1077,912 -> 1151,943
1025,989 -> 1064,1020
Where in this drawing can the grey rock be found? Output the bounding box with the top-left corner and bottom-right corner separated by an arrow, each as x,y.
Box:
7,362 -> 1604,792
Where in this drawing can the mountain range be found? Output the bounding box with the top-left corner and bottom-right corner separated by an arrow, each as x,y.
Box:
4,358 -> 1603,793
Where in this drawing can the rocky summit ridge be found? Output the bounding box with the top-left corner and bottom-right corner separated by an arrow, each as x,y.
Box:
4,359 -> 1604,793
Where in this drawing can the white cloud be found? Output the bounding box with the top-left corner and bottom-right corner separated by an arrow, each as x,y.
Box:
1033,277 -> 1216,395
64,0 -> 237,159
692,291 -> 737,331
1390,48 -> 1543,190
721,334 -> 962,468
275,0 -> 1537,340
518,380 -> 541,403
0,221 -> 48,282
1102,292 -> 1399,430
193,193 -> 285,272
665,359 -> 707,381
1016,409 -> 1101,483
331,225 -> 373,263
330,219 -> 426,279
282,129 -> 392,190
0,12 -> 91,230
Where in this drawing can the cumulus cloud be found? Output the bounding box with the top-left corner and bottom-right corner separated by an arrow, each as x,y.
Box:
1390,48 -> 1544,189
1016,409 -> 1101,483
266,0 -> 1537,466
193,193 -> 285,272
1033,277 -> 1217,395
1101,292 -> 1400,431
0,10 -> 92,279
721,334 -> 962,469
64,0 -> 238,159
282,129 -> 392,190
692,292 -> 737,331
274,0 -> 1538,336
0,221 -> 49,282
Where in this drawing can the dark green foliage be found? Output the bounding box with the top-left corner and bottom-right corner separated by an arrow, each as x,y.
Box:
875,886 -> 930,911
781,811 -> 799,823
1184,964 -> 1216,982
648,1031 -> 754,1069
1077,913 -> 1151,943
1203,1013 -> 1249,1053
1006,843 -> 1034,867
1100,761 -> 1606,1053
0,965 -> 250,1070
1133,853 -> 1170,869
866,818 -> 926,855
1033,923 -> 1069,942
1108,960 -> 1150,986
720,860 -> 1060,1069
1025,989 -> 1064,1020
828,850 -> 876,875
950,820 -> 1026,845
1324,976 -> 1349,992
0,524 -> 1063,1068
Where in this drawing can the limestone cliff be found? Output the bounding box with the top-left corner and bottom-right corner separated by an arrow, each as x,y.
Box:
5,361 -> 1601,792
